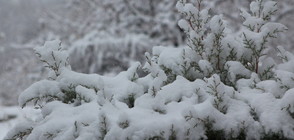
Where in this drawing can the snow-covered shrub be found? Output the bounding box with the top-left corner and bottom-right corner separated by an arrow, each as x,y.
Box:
6,0 -> 294,139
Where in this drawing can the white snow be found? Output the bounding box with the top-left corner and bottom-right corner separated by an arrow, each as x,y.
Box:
0,106 -> 40,140
5,0 -> 294,139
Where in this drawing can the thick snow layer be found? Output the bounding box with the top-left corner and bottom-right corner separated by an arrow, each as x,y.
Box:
10,61 -> 294,139
0,106 -> 40,140
18,80 -> 62,108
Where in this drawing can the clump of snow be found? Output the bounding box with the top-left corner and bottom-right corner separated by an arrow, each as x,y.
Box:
18,80 -> 62,108
225,61 -> 251,83
178,19 -> 190,31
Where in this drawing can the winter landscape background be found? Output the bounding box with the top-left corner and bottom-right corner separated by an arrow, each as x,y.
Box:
0,0 -> 294,139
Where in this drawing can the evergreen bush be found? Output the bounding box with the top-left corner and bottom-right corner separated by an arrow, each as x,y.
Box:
5,0 -> 294,139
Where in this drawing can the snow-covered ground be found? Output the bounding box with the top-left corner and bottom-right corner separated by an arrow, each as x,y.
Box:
0,106 -> 40,139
